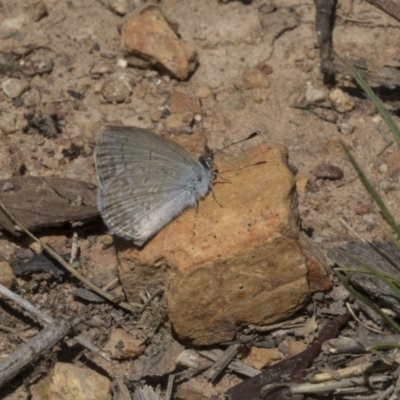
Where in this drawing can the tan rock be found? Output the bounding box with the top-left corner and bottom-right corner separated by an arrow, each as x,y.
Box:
103,328 -> 145,359
30,362 -> 111,400
280,339 -> 308,358
121,6 -> 198,80
329,88 -> 355,113
243,347 -> 284,370
117,140 -> 331,345
0,261 -> 15,288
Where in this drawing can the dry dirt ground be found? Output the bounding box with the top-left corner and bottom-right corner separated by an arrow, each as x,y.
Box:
2,0 -> 400,398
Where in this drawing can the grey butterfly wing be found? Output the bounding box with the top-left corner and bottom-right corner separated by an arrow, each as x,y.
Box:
95,126 -> 199,191
98,163 -> 211,245
95,126 -> 213,245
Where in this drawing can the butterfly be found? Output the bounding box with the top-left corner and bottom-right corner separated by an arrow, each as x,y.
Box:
95,126 -> 216,246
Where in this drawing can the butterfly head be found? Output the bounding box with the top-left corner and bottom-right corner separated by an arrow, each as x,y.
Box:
199,145 -> 214,171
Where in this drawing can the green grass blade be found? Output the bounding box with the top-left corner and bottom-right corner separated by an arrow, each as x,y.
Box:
340,141 -> 400,239
336,54 -> 400,147
335,271 -> 400,335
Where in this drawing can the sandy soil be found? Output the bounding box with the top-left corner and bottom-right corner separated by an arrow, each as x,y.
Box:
1,0 -> 400,398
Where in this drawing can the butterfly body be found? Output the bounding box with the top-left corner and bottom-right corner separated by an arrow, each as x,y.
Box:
95,126 -> 214,246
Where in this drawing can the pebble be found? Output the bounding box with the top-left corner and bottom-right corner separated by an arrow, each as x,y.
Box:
2,182 -> 14,192
109,0 -> 130,15
175,350 -> 200,368
19,53 -> 54,76
379,163 -> 388,173
33,0 -> 48,22
23,88 -> 41,107
362,214 -> 375,225
0,112 -> 18,134
312,164 -> 344,180
30,363 -> 111,400
196,85 -> 212,99
121,6 -> 198,80
101,76 -> 132,103
90,61 -> 115,77
329,88 -> 355,113
305,83 -> 326,103
12,97 -> 24,107
337,119 -> 355,135
1,78 -> 29,98
233,69 -> 270,91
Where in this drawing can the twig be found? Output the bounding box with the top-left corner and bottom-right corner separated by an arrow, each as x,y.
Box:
0,318 -> 73,387
0,200 -> 136,313
346,302 -> 383,334
165,374 -> 174,400
199,348 -> 259,378
0,283 -> 111,362
366,0 -> 400,23
204,344 -> 241,381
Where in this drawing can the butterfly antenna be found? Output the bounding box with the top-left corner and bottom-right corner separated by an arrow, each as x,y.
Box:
214,131 -> 260,155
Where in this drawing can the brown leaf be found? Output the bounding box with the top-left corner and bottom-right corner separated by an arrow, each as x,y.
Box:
0,177 -> 99,236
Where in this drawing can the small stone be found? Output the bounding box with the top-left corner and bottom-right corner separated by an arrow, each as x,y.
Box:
12,97 -> 24,107
150,108 -> 163,122
2,182 -> 14,191
196,85 -> 212,99
0,261 -> 15,289
19,53 -> 54,76
305,83 -> 326,103
165,112 -> 194,134
362,214 -> 375,225
101,76 -> 132,103
0,112 -> 18,134
23,88 -> 41,107
337,119 -> 355,135
329,88 -> 355,113
121,6 -> 198,80
109,0 -> 130,15
354,204 -> 370,215
379,163 -> 388,173
30,362 -> 112,400
175,350 -> 200,368
100,235 -> 114,250
33,0 -> 48,22
90,61 -> 115,77
243,347 -> 284,370
312,164 -> 344,180
1,78 -> 29,98
103,328 -> 145,360
233,69 -> 270,91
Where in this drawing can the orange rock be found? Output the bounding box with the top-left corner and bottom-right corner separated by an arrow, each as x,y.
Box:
117,139 -> 331,345
243,347 -> 284,370
103,328 -> 145,360
121,6 -> 198,80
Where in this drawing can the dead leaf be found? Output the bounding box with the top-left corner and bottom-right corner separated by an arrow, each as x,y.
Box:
0,176 -> 99,236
